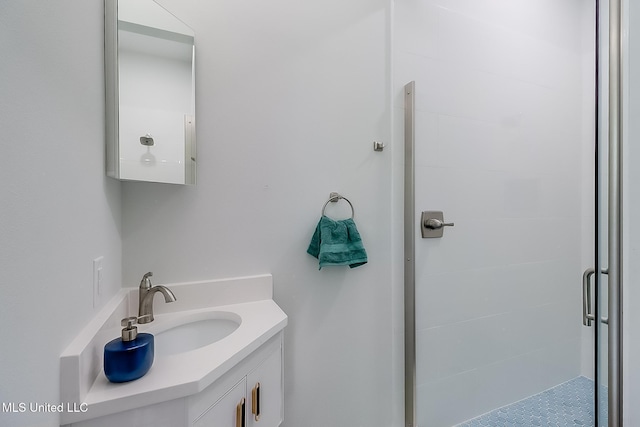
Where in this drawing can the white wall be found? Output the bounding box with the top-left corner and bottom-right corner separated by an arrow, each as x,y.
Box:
121,1 -> 396,427
393,1 -> 593,425
0,2 -> 122,427
0,1 -> 398,426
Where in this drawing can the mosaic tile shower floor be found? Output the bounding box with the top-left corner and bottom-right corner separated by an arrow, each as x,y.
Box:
456,376 -> 607,427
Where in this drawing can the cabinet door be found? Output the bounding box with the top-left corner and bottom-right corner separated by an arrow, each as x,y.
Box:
246,344 -> 283,427
194,378 -> 246,427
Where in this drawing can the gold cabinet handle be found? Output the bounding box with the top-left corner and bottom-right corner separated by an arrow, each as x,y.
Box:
251,382 -> 261,421
236,397 -> 245,427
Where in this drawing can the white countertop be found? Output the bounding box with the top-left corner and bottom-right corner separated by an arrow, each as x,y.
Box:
59,274 -> 287,424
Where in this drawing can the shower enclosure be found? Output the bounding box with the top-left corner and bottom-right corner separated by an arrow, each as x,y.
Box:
399,1 -> 622,426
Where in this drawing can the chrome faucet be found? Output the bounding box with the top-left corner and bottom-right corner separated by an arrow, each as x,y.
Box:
137,272 -> 176,324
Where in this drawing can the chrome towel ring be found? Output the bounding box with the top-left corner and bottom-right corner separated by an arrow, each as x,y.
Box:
321,192 -> 355,219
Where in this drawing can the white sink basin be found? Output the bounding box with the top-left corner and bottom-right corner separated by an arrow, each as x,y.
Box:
153,311 -> 241,357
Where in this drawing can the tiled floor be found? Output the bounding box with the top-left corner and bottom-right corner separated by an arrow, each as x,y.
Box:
456,376 -> 607,427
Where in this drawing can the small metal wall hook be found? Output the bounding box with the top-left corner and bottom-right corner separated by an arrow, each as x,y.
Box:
373,141 -> 386,152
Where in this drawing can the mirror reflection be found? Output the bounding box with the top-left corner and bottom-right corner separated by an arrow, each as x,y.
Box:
106,0 -> 196,185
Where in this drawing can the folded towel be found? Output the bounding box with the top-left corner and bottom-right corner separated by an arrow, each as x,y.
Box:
307,215 -> 368,270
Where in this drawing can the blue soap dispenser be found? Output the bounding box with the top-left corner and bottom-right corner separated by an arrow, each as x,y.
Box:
104,316 -> 154,383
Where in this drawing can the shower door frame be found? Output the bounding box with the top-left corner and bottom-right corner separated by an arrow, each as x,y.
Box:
607,0 -> 623,424
402,0 -> 624,424
404,80 -> 416,427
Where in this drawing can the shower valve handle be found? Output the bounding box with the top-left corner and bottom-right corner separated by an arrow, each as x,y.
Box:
420,211 -> 454,238
423,218 -> 454,230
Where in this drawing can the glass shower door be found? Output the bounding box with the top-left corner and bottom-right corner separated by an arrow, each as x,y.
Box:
397,0 -> 611,425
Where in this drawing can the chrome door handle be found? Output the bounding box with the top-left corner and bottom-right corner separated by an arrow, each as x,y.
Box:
582,268 -> 595,326
582,267 -> 609,326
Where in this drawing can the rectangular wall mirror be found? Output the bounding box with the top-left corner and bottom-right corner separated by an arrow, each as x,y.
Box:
105,0 -> 196,185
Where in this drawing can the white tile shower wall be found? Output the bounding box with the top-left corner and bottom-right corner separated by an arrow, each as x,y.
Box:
121,1 -> 395,427
394,0 -> 593,425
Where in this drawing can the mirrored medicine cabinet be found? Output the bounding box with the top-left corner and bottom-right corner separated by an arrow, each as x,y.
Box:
105,0 -> 196,185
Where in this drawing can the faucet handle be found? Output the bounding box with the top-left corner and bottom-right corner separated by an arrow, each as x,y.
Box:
140,272 -> 153,289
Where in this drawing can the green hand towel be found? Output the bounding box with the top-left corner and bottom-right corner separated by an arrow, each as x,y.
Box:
307,215 -> 368,270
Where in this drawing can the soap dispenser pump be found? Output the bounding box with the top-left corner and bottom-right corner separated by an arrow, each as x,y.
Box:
104,316 -> 154,383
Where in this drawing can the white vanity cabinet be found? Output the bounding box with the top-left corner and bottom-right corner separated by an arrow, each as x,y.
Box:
246,342 -> 283,427
67,332 -> 283,427
192,378 -> 246,427
191,333 -> 283,427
